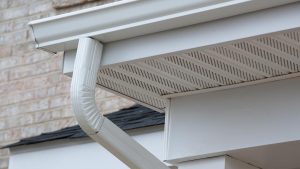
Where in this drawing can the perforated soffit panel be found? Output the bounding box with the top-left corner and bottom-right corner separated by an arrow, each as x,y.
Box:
96,29 -> 300,111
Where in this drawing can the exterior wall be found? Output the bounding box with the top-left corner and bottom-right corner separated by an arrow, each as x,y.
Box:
0,1 -> 133,168
166,77 -> 300,165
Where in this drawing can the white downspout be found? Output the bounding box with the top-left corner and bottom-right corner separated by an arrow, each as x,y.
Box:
71,37 -> 171,169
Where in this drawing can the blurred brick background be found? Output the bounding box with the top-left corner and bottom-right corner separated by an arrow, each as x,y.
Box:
0,0 -> 133,168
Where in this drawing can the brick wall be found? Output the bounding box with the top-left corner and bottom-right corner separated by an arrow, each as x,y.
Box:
0,0 -> 133,168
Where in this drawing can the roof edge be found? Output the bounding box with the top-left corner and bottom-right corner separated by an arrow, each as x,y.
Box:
30,0 -> 299,52
3,105 -> 165,149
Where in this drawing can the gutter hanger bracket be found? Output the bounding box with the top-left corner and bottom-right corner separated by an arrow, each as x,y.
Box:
71,37 -> 171,169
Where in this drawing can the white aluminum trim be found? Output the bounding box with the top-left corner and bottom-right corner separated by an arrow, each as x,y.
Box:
166,77 -> 300,163
250,40 -> 300,66
201,50 -> 268,78
275,34 -> 300,49
222,44 -> 292,73
96,84 -> 164,113
35,0 -> 300,111
98,72 -> 163,99
71,37 -> 170,169
63,50 -> 76,77
181,53 -> 244,82
135,62 -> 200,90
30,0 -> 299,52
113,66 -> 176,94
162,72 -> 300,98
160,58 -> 222,85
163,100 -> 172,162
101,2 -> 300,66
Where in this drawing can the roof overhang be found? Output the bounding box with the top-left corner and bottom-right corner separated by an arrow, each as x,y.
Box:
30,0 -> 299,52
30,0 -> 300,111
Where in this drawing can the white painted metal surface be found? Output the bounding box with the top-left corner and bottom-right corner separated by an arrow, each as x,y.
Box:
62,50 -> 76,76
102,2 -> 300,66
60,2 -> 300,111
29,0 -> 298,52
97,27 -> 300,110
9,127 -> 165,169
165,77 -> 300,166
178,156 -> 226,169
228,141 -> 300,169
71,38 -> 169,169
178,156 -> 258,169
31,1 -> 300,111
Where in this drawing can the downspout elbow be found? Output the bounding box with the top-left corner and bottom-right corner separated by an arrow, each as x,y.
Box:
70,38 -> 104,135
70,38 -> 171,169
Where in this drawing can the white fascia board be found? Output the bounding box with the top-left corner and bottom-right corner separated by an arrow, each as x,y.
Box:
62,2 -> 300,69
29,0 -> 299,53
165,76 -> 300,164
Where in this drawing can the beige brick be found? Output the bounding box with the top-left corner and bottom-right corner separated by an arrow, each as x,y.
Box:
0,22 -> 13,34
0,98 -> 49,118
95,88 -> 116,98
21,117 -> 76,138
0,107 -> 73,128
33,110 -> 52,123
52,0 -> 98,9
0,128 -> 21,142
0,121 -> 5,130
0,114 -> 34,130
20,124 -> 44,138
0,140 -> 18,148
49,95 -> 70,108
0,51 -> 52,72
0,149 -> 9,157
0,0 -> 8,9
33,106 -> 73,123
8,57 -> 61,80
0,73 -> 61,96
53,81 -> 70,95
51,106 -> 73,119
0,45 -> 11,58
0,71 -> 8,84
0,30 -> 28,45
29,1 -> 53,15
22,50 -> 53,64
11,19 -> 28,32
0,57 -> 20,71
11,42 -> 35,56
44,117 -> 77,132
1,87 -> 48,106
8,0 -> 39,8
98,96 -> 135,114
0,5 -> 28,21
0,15 -> 36,34
0,158 -> 8,168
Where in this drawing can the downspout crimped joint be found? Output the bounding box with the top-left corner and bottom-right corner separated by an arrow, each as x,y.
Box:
70,37 -> 171,169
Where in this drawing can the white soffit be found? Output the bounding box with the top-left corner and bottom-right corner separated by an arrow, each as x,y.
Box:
30,0 -> 300,111
98,28 -> 300,110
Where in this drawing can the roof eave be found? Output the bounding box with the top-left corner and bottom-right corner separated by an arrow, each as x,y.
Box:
29,0 -> 299,53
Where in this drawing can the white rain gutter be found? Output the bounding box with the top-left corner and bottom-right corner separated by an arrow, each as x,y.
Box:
70,37 -> 171,169
29,0 -> 299,53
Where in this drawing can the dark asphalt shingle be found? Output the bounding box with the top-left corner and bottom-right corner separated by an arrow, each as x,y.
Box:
3,105 -> 164,148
